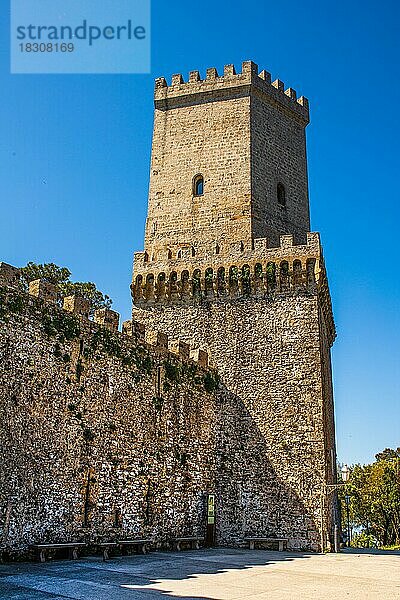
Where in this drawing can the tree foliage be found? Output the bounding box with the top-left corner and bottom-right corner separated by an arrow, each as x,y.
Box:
59,281 -> 112,314
20,261 -> 112,315
375,447 -> 400,462
340,448 -> 400,548
20,262 -> 71,286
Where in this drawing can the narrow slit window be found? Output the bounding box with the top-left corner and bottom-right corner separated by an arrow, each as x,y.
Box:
277,183 -> 286,207
193,174 -> 204,197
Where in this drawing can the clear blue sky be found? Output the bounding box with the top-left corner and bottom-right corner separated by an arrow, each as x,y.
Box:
1,0 -> 399,465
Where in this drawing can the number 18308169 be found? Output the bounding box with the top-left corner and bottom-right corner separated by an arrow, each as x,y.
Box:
19,43 -> 75,53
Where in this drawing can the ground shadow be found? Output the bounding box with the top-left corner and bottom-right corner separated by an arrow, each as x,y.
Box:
0,547 -> 314,600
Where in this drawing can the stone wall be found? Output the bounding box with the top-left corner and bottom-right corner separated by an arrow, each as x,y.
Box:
132,286 -> 335,551
250,91 -> 310,245
0,281 -> 218,558
0,272 -> 327,556
143,61 -> 310,264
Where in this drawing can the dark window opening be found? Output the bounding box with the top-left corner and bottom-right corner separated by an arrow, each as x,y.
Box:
114,508 -> 122,528
193,174 -> 204,197
277,183 -> 286,207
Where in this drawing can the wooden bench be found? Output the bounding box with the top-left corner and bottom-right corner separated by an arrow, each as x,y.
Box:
31,542 -> 86,563
118,539 -> 151,555
172,537 -> 203,551
245,537 -> 288,551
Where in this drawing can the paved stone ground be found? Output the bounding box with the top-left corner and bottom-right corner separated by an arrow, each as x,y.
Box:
0,548 -> 399,600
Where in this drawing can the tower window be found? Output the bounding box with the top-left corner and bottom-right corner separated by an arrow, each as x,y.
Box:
277,183 -> 286,207
193,174 -> 204,197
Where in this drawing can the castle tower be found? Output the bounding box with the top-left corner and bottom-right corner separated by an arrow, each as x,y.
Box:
132,61 -> 338,552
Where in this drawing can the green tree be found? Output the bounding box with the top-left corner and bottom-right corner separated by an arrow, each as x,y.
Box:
375,447 -> 400,462
20,262 -> 71,286
340,449 -> 400,548
20,261 -> 112,316
59,281 -> 112,314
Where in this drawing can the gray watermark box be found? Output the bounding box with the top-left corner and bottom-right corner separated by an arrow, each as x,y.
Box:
11,0 -> 151,74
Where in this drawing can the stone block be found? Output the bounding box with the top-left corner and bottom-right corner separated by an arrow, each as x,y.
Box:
29,279 -> 57,303
63,295 -> 90,318
94,308 -> 120,331
190,348 -> 208,368
169,339 -> 190,360
0,262 -> 20,287
145,329 -> 168,352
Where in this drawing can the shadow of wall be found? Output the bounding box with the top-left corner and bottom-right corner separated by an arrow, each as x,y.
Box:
0,287 -> 323,556
133,293 -> 329,551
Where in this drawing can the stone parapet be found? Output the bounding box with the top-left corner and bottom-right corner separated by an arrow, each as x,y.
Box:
155,61 -> 309,124
63,295 -> 90,318
94,308 -> 120,332
0,263 -> 20,288
134,233 -> 320,277
132,233 -> 336,347
0,266 -> 211,372
28,279 -> 58,303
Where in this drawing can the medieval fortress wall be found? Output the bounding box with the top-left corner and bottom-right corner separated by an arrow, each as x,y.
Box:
0,265 -> 218,556
0,60 -> 338,556
0,263 -> 324,554
132,234 -> 336,551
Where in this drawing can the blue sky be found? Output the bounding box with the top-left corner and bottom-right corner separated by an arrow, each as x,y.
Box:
1,0 -> 399,465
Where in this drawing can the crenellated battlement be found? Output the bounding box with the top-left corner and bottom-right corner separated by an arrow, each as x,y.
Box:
132,232 -> 336,347
154,61 -> 309,123
0,262 -> 21,287
133,232 -> 321,280
0,264 -> 210,368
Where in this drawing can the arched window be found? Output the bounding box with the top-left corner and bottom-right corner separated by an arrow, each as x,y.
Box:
215,244 -> 220,255
193,174 -> 204,197
277,182 -> 286,207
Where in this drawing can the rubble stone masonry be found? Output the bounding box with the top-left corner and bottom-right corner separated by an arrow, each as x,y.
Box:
0,60 -> 338,558
0,267 -> 329,556
132,60 -> 338,550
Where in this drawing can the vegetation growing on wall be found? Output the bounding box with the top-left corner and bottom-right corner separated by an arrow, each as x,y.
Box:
0,288 -> 28,320
42,311 -> 81,341
204,371 -> 220,393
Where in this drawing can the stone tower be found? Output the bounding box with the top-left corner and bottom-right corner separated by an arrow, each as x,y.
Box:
132,61 -> 338,551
